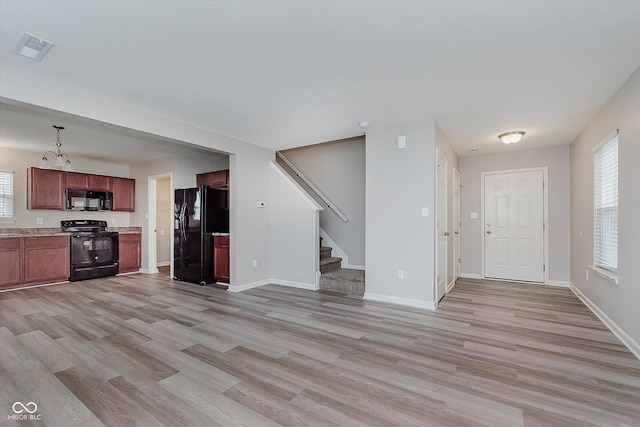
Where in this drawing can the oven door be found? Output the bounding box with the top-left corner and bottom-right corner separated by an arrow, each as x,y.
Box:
70,232 -> 119,267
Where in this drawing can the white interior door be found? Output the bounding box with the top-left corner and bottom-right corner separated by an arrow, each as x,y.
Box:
484,170 -> 544,282
436,150 -> 448,301
453,169 -> 460,284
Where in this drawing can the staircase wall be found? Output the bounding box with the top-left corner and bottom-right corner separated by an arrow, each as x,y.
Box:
269,161 -> 323,289
279,136 -> 365,268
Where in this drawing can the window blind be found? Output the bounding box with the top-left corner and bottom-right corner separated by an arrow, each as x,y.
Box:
0,170 -> 14,219
593,134 -> 618,272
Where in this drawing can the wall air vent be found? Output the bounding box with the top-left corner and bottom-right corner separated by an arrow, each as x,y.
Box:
14,32 -> 54,61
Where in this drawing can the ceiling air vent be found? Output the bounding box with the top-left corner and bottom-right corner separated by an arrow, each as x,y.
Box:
14,32 -> 54,61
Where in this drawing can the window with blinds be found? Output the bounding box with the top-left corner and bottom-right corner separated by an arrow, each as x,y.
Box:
0,170 -> 14,220
593,132 -> 618,272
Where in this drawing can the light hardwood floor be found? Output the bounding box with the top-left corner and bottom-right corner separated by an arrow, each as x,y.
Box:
1,274 -> 639,426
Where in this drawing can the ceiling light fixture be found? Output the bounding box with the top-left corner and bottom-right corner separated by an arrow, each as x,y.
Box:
498,131 -> 525,144
14,32 -> 54,61
359,121 -> 369,130
39,125 -> 74,171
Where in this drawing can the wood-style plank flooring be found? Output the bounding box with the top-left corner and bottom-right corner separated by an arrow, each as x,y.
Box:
1,273 -> 639,426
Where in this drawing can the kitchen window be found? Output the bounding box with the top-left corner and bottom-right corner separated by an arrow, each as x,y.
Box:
591,130 -> 618,283
0,169 -> 14,221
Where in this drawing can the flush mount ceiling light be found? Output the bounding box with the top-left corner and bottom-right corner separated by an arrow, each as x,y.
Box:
39,125 -> 74,171
358,121 -> 369,130
14,32 -> 54,61
498,131 -> 525,144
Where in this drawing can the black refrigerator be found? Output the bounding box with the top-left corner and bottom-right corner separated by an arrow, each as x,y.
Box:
174,186 -> 228,285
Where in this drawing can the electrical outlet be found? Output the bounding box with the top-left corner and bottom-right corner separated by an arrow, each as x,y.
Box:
398,269 -> 404,279
585,269 -> 589,281
36,217 -> 43,225
252,259 -> 258,268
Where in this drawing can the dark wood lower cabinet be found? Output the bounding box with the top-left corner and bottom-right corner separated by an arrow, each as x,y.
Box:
0,238 -> 24,288
24,236 -> 70,284
119,233 -> 142,273
0,235 -> 69,289
213,235 -> 230,283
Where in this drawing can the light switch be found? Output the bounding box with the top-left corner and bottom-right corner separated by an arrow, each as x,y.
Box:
470,212 -> 478,219
397,136 -> 407,150
422,207 -> 429,217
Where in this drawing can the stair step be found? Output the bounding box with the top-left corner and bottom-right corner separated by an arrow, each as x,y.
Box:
320,256 -> 342,273
320,246 -> 332,259
319,268 -> 365,295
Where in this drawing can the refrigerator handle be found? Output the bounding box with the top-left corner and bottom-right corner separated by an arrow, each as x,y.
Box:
180,202 -> 188,240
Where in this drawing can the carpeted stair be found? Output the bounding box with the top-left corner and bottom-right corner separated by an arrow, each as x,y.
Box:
318,236 -> 365,295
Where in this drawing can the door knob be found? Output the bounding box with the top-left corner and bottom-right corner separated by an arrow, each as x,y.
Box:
486,230 -> 492,234
454,231 -> 459,235
444,232 -> 451,236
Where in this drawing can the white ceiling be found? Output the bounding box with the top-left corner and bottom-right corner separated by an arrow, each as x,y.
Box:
1,1 -> 639,159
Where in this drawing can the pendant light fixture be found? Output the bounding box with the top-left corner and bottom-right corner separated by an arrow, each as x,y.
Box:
498,131 -> 525,144
39,125 -> 74,171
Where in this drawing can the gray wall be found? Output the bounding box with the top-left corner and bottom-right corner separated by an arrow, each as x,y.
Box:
570,66 -> 640,346
435,123 -> 460,287
270,162 -> 322,287
459,146 -> 571,283
280,136 -> 365,268
365,121 -> 436,307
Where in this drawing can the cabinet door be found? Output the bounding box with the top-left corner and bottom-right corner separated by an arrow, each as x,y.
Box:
213,235 -> 230,283
197,170 -> 228,188
89,174 -> 112,192
27,168 -> 65,210
112,177 -> 135,212
0,238 -> 24,288
66,172 -> 89,189
24,236 -> 69,284
119,233 -> 141,273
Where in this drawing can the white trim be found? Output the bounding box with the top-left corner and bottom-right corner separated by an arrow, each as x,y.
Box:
460,273 -> 483,279
435,148 -> 448,302
363,292 -> 436,310
270,278 -> 319,291
228,278 -> 271,293
0,280 -> 70,292
570,283 -> 640,360
481,167 -> 549,284
135,268 -> 153,274
447,279 -> 457,293
270,161 -> 324,211
546,280 -> 570,288
592,128 -> 619,153
157,261 -> 171,267
588,265 -> 619,285
147,172 -> 173,279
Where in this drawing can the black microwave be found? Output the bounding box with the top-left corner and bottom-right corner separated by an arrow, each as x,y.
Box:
65,189 -> 113,211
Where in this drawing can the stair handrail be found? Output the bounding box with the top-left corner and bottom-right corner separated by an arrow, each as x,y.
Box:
276,151 -> 350,223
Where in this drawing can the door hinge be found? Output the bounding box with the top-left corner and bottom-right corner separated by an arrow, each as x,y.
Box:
543,264 -> 546,272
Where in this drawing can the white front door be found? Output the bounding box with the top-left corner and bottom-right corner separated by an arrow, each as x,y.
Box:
436,150 -> 448,302
453,169 -> 460,285
484,170 -> 544,282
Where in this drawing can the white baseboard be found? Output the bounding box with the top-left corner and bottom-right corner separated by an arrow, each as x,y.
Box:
460,273 -> 483,279
270,278 -> 319,291
344,264 -> 365,270
320,228 -> 355,269
228,278 -> 271,293
363,292 -> 436,310
228,277 -> 319,293
570,283 -> 640,360
156,261 -> 171,267
122,269 -> 144,275
546,280 -> 570,288
447,279 -> 457,293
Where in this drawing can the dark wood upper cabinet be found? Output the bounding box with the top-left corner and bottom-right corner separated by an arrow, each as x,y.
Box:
112,177 -> 135,212
27,167 -> 65,210
66,172 -> 90,189
89,174 -> 112,192
196,170 -> 228,188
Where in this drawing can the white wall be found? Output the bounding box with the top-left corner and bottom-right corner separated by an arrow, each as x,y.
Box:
459,146 -> 571,284
570,66 -> 640,349
365,121 -> 437,308
435,123 -> 460,288
0,78 -> 276,290
280,136 -> 365,268
174,152 -> 229,189
0,146 -> 130,228
269,162 -> 322,289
